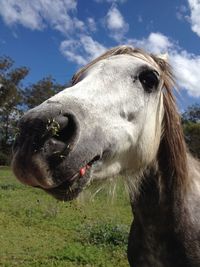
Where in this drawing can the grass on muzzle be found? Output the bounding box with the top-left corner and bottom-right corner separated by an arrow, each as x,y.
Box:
0,166 -> 132,267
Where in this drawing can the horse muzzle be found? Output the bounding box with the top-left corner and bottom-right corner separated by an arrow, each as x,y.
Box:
12,103 -> 104,200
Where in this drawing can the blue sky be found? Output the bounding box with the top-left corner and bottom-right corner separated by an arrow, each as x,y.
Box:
0,0 -> 200,110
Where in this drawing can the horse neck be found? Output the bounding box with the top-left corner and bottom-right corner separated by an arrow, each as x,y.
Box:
131,163 -> 181,231
129,157 -> 200,266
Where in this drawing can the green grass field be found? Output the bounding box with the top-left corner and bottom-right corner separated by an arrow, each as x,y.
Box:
0,167 -> 132,267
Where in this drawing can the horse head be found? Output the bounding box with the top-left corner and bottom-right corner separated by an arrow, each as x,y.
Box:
12,46 -> 181,201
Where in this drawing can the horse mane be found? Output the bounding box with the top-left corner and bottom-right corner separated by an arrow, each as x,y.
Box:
154,57 -> 189,194
72,46 -> 189,194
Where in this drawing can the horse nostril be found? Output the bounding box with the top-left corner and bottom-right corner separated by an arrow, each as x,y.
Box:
43,114 -> 78,166
14,112 -> 79,158
43,138 -> 67,156
47,116 -> 69,137
49,114 -> 78,148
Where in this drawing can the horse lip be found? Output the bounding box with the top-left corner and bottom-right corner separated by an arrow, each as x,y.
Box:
43,154 -> 101,192
87,155 -> 101,166
43,166 -> 90,201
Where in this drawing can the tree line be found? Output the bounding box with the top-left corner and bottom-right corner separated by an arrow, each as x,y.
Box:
0,56 -> 199,165
182,104 -> 200,159
0,56 -> 66,165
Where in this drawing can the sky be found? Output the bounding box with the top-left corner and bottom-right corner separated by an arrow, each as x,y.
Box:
0,0 -> 200,110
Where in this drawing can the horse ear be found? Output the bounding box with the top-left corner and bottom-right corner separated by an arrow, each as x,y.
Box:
157,53 -> 168,62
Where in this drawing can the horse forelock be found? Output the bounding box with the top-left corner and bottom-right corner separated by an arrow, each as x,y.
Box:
71,45 -> 189,193
72,46 -> 167,84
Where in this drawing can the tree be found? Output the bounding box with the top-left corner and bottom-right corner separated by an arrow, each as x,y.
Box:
182,103 -> 200,123
182,104 -> 200,159
0,56 -> 67,165
183,122 -> 200,159
0,56 -> 29,164
24,76 -> 65,109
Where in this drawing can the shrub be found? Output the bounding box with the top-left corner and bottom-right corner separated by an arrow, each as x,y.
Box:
83,221 -> 129,247
0,151 -> 11,165
183,122 -> 200,158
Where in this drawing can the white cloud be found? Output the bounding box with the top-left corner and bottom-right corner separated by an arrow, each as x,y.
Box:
0,0 -> 83,35
60,35 -> 107,65
60,39 -> 87,65
106,6 -> 124,30
138,15 -> 143,23
80,35 -> 106,59
94,0 -> 127,3
87,17 -> 97,32
105,5 -> 129,41
176,5 -> 189,21
0,0 -> 107,68
126,32 -> 200,98
187,0 -> 200,37
0,0 -> 44,30
127,32 -> 173,54
171,50 -> 200,97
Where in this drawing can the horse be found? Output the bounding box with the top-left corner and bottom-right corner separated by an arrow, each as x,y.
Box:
12,46 -> 200,267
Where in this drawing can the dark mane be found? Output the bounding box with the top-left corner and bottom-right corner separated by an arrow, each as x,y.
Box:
72,46 -> 189,193
153,55 -> 189,194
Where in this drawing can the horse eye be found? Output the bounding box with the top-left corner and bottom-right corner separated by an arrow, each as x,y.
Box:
138,70 -> 159,93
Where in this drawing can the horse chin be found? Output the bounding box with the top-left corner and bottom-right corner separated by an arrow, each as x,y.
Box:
43,169 -> 91,201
